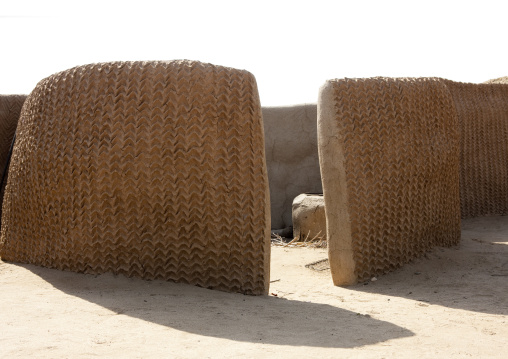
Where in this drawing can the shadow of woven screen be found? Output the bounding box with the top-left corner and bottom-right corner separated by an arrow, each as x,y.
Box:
318,77 -> 461,285
0,61 -> 270,295
0,95 -> 26,228
444,80 -> 508,219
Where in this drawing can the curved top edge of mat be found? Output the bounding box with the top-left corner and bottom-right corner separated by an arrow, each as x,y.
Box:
323,76 -> 508,89
32,59 -> 256,91
442,78 -> 508,89
483,76 -> 508,84
323,76 -> 444,85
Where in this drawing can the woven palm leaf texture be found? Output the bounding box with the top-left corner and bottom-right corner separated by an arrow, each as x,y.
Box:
0,60 -> 270,295
0,95 -> 26,227
483,76 -> 508,84
444,80 -> 508,219
318,77 -> 461,285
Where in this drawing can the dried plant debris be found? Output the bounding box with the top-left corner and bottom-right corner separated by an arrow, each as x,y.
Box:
271,232 -> 327,248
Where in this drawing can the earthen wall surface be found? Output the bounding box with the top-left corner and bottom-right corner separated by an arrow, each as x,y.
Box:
262,104 -> 322,230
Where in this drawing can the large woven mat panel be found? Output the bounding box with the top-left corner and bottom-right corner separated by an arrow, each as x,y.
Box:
444,80 -> 508,218
0,61 -> 270,295
318,77 -> 461,285
0,95 -> 26,227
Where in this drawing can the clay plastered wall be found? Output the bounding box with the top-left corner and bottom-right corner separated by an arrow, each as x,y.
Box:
444,81 -> 508,218
318,77 -> 461,285
262,104 -> 322,229
0,95 -> 26,227
0,60 -> 270,295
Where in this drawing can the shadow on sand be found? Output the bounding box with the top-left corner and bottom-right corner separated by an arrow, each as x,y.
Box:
352,215 -> 508,316
17,262 -> 413,349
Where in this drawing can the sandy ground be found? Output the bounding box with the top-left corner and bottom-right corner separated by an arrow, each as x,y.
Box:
1,215 -> 507,358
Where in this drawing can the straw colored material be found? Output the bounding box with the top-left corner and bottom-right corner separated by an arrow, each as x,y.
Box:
0,60 -> 270,295
483,76 -> 508,84
0,95 -> 26,227
318,77 -> 461,285
444,80 -> 508,218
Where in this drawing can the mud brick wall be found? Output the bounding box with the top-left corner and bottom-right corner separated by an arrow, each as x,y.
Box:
318,77 -> 461,285
0,61 -> 270,295
262,104 -> 321,230
444,80 -> 508,218
0,95 -> 26,227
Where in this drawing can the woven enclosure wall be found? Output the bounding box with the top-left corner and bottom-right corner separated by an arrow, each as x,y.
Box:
444,80 -> 508,218
0,95 -> 26,227
0,61 -> 270,295
318,77 -> 461,285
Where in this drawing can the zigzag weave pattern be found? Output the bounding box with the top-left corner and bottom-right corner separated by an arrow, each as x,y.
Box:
0,95 -> 26,227
0,60 -> 270,295
444,80 -> 508,218
318,77 -> 461,284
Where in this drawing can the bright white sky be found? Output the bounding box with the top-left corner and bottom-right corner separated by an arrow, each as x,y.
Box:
1,0 -> 507,106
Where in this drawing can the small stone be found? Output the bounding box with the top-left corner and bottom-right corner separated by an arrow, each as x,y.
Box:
371,277 -> 377,282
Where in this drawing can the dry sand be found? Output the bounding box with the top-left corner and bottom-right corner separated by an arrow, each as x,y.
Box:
1,215 -> 507,358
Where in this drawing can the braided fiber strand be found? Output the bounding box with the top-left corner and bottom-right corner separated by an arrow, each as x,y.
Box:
0,60 -> 270,295
318,77 -> 461,285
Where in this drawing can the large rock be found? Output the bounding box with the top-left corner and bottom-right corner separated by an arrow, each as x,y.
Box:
292,193 -> 326,241
262,104 -> 322,230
